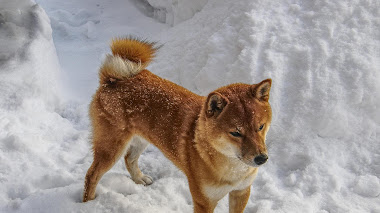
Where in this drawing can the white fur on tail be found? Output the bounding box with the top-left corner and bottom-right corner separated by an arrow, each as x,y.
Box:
98,37 -> 157,84
101,54 -> 143,78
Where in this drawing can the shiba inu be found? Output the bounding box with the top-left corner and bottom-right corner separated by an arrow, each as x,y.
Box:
83,37 -> 272,213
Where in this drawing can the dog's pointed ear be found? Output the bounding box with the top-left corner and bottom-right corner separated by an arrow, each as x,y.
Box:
206,92 -> 229,118
252,79 -> 272,102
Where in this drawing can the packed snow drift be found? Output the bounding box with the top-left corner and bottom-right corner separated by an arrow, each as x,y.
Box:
0,0 -> 379,212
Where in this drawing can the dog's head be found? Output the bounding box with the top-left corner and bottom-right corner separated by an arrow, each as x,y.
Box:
199,79 -> 272,167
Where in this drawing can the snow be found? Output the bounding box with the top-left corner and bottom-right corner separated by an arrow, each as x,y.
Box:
0,0 -> 379,212
142,0 -> 207,26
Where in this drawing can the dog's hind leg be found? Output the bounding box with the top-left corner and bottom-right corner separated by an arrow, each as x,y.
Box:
83,128 -> 132,202
124,137 -> 153,186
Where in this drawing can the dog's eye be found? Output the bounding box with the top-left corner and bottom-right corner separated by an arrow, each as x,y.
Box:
258,124 -> 265,131
230,132 -> 242,137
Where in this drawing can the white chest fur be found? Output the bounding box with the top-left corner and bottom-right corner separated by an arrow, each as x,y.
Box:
203,168 -> 258,201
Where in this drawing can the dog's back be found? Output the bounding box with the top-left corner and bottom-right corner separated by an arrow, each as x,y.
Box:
89,38 -> 203,172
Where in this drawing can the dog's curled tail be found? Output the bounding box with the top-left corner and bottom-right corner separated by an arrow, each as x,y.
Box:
99,37 -> 157,84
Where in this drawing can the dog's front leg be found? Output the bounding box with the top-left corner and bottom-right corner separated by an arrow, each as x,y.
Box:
193,200 -> 217,213
228,186 -> 251,213
189,184 -> 217,213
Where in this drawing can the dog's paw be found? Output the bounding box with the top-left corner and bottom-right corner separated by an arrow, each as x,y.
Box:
133,174 -> 153,186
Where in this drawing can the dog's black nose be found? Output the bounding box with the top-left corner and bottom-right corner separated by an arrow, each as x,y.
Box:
254,154 -> 268,165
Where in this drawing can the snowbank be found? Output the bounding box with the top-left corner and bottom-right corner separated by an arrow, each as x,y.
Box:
0,0 -> 59,108
0,0 -> 88,210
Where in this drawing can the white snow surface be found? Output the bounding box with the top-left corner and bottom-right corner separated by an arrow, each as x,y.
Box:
0,0 -> 379,212
142,0 -> 207,26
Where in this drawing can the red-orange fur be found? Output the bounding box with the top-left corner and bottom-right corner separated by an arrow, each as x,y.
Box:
83,38 -> 272,213
111,37 -> 157,64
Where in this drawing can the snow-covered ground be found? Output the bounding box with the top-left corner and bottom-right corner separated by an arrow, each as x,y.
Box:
0,0 -> 379,212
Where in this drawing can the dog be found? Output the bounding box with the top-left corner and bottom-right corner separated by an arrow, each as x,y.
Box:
83,37 -> 272,213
